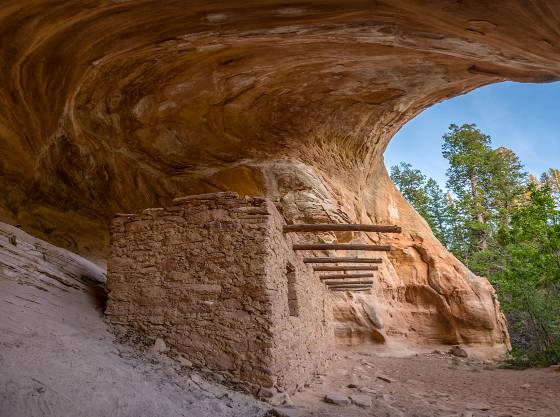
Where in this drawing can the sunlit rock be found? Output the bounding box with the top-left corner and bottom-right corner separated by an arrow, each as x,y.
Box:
1,0 -> 558,351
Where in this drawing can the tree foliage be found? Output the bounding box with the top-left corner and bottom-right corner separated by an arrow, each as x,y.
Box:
389,162 -> 429,217
390,163 -> 450,245
493,185 -> 560,366
390,123 -> 560,366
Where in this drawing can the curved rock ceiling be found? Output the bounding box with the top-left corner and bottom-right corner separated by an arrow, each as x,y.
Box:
1,0 -> 559,254
1,1 -> 559,347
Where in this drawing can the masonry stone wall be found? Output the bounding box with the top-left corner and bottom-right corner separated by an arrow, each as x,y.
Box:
106,192 -> 334,394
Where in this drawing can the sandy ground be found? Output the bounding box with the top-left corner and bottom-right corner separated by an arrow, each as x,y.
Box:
1,222 -> 559,417
283,346 -> 560,417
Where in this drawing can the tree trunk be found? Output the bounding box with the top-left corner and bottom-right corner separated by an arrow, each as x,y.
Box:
469,170 -> 487,250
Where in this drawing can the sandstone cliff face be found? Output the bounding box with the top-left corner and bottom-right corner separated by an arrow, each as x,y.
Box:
1,0 -> 559,349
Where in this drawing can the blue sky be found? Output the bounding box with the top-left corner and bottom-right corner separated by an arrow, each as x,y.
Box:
384,81 -> 560,187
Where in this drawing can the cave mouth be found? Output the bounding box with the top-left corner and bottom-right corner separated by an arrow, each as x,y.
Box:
384,79 -> 560,243
384,79 -> 560,360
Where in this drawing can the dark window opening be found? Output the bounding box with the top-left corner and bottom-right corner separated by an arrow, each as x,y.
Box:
286,263 -> 299,317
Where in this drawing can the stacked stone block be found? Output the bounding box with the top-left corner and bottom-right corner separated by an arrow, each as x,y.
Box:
106,192 -> 334,393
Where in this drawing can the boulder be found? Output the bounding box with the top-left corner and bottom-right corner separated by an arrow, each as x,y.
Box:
324,393 -> 351,406
449,345 -> 468,358
176,355 -> 193,367
350,394 -> 373,408
258,387 -> 276,399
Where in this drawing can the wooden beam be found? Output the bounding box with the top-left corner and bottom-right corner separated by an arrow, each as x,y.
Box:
326,284 -> 373,289
319,273 -> 374,280
329,287 -> 372,291
303,257 -> 383,264
313,265 -> 378,272
293,243 -> 391,251
283,224 -> 401,233
323,279 -> 373,286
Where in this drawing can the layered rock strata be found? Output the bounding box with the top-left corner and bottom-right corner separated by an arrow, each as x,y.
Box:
2,0 -> 558,350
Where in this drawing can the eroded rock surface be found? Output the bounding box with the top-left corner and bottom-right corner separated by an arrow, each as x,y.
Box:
2,1 -> 559,349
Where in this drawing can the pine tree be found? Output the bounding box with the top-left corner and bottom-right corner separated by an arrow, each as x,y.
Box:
390,163 -> 453,247
488,147 -> 527,230
442,123 -> 494,257
541,168 -> 560,206
389,162 -> 430,219
424,178 -> 450,246
445,192 -> 470,260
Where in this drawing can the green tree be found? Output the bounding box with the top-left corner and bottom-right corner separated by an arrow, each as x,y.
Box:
389,162 -> 429,217
541,168 -> 560,206
493,184 -> 560,366
390,163 -> 453,246
443,123 -> 494,256
424,178 -> 451,246
488,147 -> 526,229
466,147 -> 526,276
442,124 -> 526,261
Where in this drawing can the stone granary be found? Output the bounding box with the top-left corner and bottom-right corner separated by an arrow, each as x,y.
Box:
106,192 -> 337,394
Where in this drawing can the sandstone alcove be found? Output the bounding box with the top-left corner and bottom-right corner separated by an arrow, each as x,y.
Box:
1,1 -> 559,259
3,0 -> 560,352
1,1 -> 560,415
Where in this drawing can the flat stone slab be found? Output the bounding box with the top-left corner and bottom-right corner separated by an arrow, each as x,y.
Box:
324,393 -> 351,406
350,394 -> 372,408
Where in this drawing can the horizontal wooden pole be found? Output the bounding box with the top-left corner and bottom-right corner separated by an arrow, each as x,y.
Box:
303,256 -> 383,264
293,243 -> 391,251
314,265 -> 378,272
329,288 -> 371,292
283,224 -> 401,233
319,273 -> 374,280
326,284 -> 373,289
323,279 -> 373,286
303,257 -> 383,264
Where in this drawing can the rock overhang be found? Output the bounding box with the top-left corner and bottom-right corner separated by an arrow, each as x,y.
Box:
1,1 -> 559,254
1,0 -> 559,351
